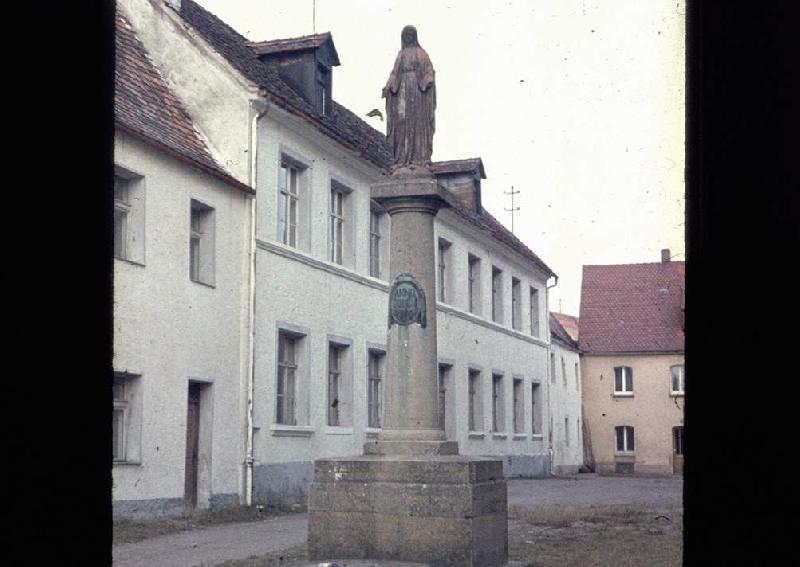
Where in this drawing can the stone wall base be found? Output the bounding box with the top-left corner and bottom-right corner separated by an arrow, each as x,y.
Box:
308,455 -> 508,567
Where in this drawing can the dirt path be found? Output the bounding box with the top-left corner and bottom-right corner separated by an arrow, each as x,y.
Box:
112,513 -> 307,567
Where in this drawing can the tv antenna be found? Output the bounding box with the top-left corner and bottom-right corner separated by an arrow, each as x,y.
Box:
504,186 -> 520,233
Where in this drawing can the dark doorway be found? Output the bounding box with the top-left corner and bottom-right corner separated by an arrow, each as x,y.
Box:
185,383 -> 202,509
673,426 -> 684,474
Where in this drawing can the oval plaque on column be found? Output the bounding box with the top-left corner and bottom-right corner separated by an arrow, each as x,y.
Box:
388,272 -> 427,328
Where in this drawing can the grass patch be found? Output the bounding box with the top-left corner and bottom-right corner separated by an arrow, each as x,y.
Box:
113,504 -> 305,545
214,544 -> 307,567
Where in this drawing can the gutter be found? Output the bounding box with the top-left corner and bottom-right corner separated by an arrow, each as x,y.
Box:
545,275 -> 558,475
245,96 -> 269,507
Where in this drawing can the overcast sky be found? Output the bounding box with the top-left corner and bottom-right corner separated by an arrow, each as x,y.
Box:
194,0 -> 685,316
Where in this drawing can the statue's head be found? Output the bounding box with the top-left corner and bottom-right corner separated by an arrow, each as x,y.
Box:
401,25 -> 419,48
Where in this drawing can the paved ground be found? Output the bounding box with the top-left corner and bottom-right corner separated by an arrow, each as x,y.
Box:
112,474 -> 682,567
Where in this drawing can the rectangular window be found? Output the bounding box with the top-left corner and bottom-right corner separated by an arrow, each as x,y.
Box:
561,356 -> 567,387
565,417 -> 570,446
575,362 -> 580,391
189,200 -> 215,285
367,350 -> 384,428
437,364 -> 450,430
529,287 -> 540,337
513,378 -> 524,434
437,239 -> 451,303
673,426 -> 684,455
550,353 -> 556,384
511,278 -> 522,330
491,266 -> 503,323
276,333 -> 298,425
369,206 -> 383,278
468,369 -> 483,432
329,186 -> 345,264
113,372 -> 141,463
671,365 -> 685,395
615,425 -> 635,453
327,343 -> 344,426
113,168 -> 145,263
531,382 -> 541,434
492,373 -> 505,433
468,254 -> 481,314
278,161 -> 301,247
614,366 -> 634,394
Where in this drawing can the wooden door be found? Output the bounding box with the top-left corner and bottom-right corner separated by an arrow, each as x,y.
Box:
672,426 -> 684,474
185,384 -> 201,509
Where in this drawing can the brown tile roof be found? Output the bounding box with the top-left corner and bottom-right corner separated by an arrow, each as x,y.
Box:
430,158 -> 486,179
178,0 -> 392,169
114,12 -> 252,194
552,312 -> 579,342
174,2 -> 553,277
578,261 -> 685,354
248,32 -> 340,64
550,313 -> 579,350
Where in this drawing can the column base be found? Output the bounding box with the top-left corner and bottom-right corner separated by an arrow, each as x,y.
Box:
308,455 -> 508,567
364,439 -> 459,456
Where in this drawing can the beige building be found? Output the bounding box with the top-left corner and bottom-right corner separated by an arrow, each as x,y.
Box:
579,250 -> 685,476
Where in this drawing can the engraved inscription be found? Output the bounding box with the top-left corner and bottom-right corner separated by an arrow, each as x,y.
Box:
388,273 -> 426,327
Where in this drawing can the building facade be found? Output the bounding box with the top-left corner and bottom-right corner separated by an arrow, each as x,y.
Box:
548,313 -> 583,475
113,12 -> 255,519
113,0 -> 582,516
578,251 -> 685,476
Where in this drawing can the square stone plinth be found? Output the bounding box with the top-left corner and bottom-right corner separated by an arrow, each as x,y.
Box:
307,455 -> 508,567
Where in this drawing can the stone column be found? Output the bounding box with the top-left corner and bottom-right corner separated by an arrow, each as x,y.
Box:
365,175 -> 458,456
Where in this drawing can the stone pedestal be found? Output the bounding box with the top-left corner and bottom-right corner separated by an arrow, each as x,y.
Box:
307,174 -> 508,566
308,456 -> 508,567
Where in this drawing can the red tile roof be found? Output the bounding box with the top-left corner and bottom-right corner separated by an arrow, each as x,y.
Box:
550,313 -> 579,350
552,312 -> 579,341
578,261 -> 685,353
114,12 -> 252,193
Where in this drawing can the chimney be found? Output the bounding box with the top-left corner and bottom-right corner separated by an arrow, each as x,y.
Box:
430,158 -> 486,213
661,248 -> 671,263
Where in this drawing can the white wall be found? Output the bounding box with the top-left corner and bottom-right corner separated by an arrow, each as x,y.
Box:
549,340 -> 583,473
113,131 -> 251,513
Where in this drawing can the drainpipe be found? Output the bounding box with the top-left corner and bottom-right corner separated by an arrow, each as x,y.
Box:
245,96 -> 269,507
545,274 -> 558,476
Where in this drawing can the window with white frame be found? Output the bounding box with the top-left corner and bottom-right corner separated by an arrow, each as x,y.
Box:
513,378 -> 524,434
531,382 -> 541,434
276,333 -> 298,425
550,353 -> 556,384
511,277 -> 522,330
492,373 -> 505,433
113,372 -> 141,463
670,365 -> 685,395
326,339 -> 352,427
328,343 -> 343,426
575,362 -> 580,391
437,363 -> 451,431
277,161 -> 301,247
561,356 -> 567,387
437,239 -> 451,303
468,368 -> 483,432
189,200 -> 215,285
367,350 -> 385,428
113,168 -> 145,263
565,417 -> 570,446
369,203 -> 386,279
468,254 -> 481,314
529,287 -> 540,337
491,266 -> 503,323
329,183 -> 347,264
614,366 -> 634,394
615,425 -> 635,453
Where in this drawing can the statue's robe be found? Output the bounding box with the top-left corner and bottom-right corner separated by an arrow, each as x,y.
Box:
384,44 -> 436,167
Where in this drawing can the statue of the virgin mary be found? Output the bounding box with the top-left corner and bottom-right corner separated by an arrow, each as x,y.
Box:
382,25 -> 436,172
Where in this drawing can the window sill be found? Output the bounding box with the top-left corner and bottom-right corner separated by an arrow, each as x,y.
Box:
324,426 -> 354,435
190,278 -> 216,289
114,256 -> 145,268
468,431 -> 486,439
512,433 -> 527,441
614,452 -> 635,460
113,460 -> 142,467
530,433 -> 544,440
612,392 -> 634,398
270,424 -> 314,437
492,432 -> 508,440
670,392 -> 685,397
365,427 -> 380,438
